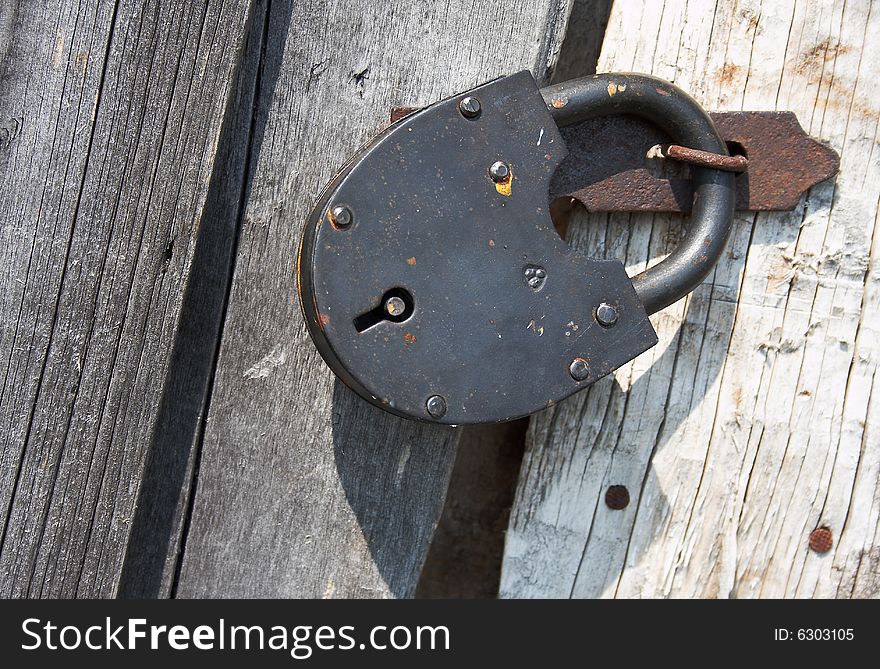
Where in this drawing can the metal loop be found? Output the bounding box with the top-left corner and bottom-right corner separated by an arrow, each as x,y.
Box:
540,74 -> 736,315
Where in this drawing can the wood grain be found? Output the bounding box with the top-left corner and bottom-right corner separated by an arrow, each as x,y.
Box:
502,0 -> 880,598
0,0 -> 253,596
174,0 -> 574,598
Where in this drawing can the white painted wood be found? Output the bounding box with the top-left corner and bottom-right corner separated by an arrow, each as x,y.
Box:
502,0 -> 880,598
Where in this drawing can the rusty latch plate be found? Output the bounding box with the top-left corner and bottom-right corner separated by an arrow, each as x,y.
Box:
390,108 -> 839,212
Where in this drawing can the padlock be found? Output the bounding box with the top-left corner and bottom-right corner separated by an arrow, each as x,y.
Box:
297,71 -> 735,424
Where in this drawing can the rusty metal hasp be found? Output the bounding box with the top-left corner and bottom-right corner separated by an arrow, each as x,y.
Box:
548,109 -> 839,213
297,71 -> 825,425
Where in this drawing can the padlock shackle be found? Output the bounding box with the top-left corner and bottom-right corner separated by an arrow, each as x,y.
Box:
541,74 -> 735,315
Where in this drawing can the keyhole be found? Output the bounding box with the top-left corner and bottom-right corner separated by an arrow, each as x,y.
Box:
353,287 -> 414,332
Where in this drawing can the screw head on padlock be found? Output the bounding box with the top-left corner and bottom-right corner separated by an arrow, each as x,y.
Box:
297,71 -> 735,424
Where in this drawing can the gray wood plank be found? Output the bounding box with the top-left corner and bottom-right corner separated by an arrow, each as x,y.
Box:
0,0 -> 252,597
175,0 -> 575,598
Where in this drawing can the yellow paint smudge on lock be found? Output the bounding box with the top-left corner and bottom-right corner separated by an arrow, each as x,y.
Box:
494,170 -> 512,197
607,82 -> 627,96
406,256 -> 416,265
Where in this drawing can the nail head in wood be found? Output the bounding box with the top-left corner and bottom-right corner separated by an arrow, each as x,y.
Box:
605,485 -> 630,510
808,527 -> 833,553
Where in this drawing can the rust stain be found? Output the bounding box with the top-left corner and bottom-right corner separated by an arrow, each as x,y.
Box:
716,63 -> 742,87
663,143 -> 748,172
389,106 -> 420,123
406,256 -> 416,265
403,332 -> 417,345
488,239 -> 495,248
798,38 -> 849,74
741,8 -> 760,33
817,81 -> 876,119
732,385 -> 743,412
551,97 -> 568,108
318,313 -> 330,327
655,86 -> 671,97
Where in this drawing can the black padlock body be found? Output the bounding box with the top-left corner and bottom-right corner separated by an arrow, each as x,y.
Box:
298,71 -> 658,424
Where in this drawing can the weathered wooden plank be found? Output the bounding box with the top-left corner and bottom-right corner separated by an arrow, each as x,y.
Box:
175,0 -> 574,598
0,0 -> 252,597
502,0 -> 880,598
